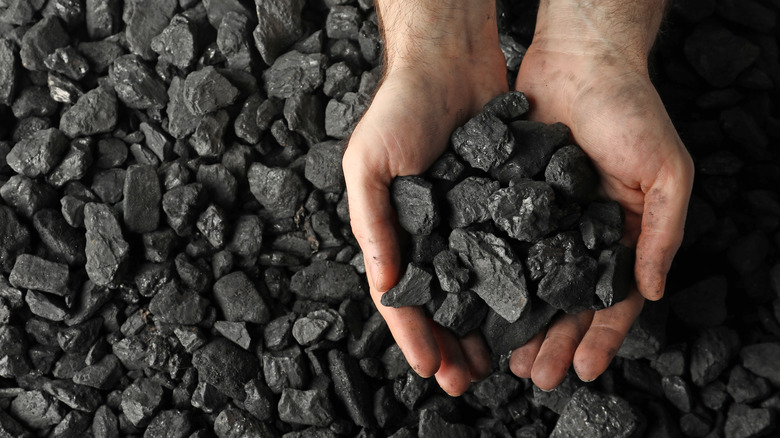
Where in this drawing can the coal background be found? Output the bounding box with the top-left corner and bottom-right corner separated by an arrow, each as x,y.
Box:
0,0 -> 778,437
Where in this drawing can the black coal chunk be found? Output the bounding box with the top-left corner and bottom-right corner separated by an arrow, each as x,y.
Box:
451,112 -> 515,172
740,343 -> 780,386
253,0 -> 305,65
248,163 -> 307,219
196,204 -> 227,248
192,338 -> 259,401
143,410 -> 192,438
550,387 -> 639,438
449,229 -> 529,323
727,365 -> 771,404
489,181 -> 556,243
123,164 -> 161,234
218,11 -> 254,72
0,206 -> 31,273
482,299 -> 558,354
324,91 -> 369,139
305,141 -> 346,193
123,0 -> 177,60
537,256 -> 597,314
9,390 -> 65,430
482,90 -> 529,122
490,121 -> 571,182
33,209 -> 86,266
214,407 -> 276,438
380,263 -> 433,308
109,54 -> 168,110
183,67 -> 239,117
0,39 -> 18,105
47,139 -> 93,188
59,86 -> 117,138
445,177 -> 500,229
43,380 -> 102,412
120,378 -> 164,427
7,127 -> 68,178
391,176 -> 440,236
1,175 -> 58,218
724,404 -> 775,438
162,183 -> 207,236
72,354 -> 122,390
328,349 -> 374,428
84,203 -> 129,287
44,46 -> 89,81
10,254 -> 69,296
263,51 -> 326,99
690,326 -> 740,386
418,409 -> 476,438
290,261 -> 364,303
148,282 -> 208,325
150,15 -> 197,70
545,145 -> 598,202
433,250 -> 470,294
684,21 -> 760,87
324,62 -> 359,99
20,16 -> 69,71
213,271 -> 270,324
326,5 -> 361,40
284,92 -> 326,146
278,388 -> 335,427
12,86 -> 58,118
166,76 -> 200,139
0,325 -> 31,378
579,201 -> 624,251
594,244 -> 633,309
433,290 -> 488,337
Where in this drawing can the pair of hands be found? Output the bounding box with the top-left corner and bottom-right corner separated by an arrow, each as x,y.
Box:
342,0 -> 694,394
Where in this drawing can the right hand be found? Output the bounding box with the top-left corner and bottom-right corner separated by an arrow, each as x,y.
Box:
342,2 -> 508,395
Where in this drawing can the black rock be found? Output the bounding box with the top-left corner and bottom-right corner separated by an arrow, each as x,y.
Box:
192,338 -> 260,401
449,229 -> 529,323
617,300 -> 668,360
651,347 -> 686,377
120,378 -> 164,427
661,375 -> 693,412
183,67 -> 239,117
94,138 -> 127,169
26,289 -> 69,321
143,410 -> 192,438
213,271 -> 270,324
684,22 -> 760,87
150,15 -> 197,70
78,41 -> 123,74
594,244 -> 633,309
190,110 -> 229,159
51,410 -> 91,438
433,291 -> 488,337
248,162 -> 307,219
262,346 -> 309,394
418,409 -> 476,438
290,261 -> 364,304
264,315 -> 295,351
252,0 -> 305,65
324,91 -> 370,139
473,372 -> 523,410
48,72 -> 84,104
202,0 -> 253,29
20,16 -> 69,71
432,250 -> 470,294
284,92 -> 326,146
304,141 -> 346,194
9,390 -> 65,430
123,0 -> 177,60
244,378 -> 275,422
7,127 -> 68,178
148,282 -> 208,325
358,18 -> 381,65
445,177 -> 500,229
44,46 -> 89,80
545,145 -> 598,202
213,407 -> 276,438
226,215 -> 263,257
451,112 -> 515,172
57,317 -> 101,353
724,404 -> 775,438
499,34 -> 526,71
526,232 -> 591,281
84,203 -> 129,287
43,380 -> 102,412
328,349 -> 374,428
162,183 -> 207,236
532,373 -> 581,414
109,54 -> 168,110
427,152 -> 466,182
0,206 -> 31,273
727,365 -> 772,404
391,176 -> 440,236
740,343 -> 780,386
278,388 -> 335,427
196,163 -> 237,209
488,181 -> 556,243
482,91 -> 529,122
579,201 -> 624,251
380,263 -> 433,308
218,11 -> 254,71
91,168 -> 125,204
326,6 -> 361,40
690,326 -> 740,386
91,404 -> 118,438
123,164 -> 161,234
11,86 -> 59,118
196,204 -> 227,248
166,76 -> 200,139
324,62 -> 359,99
59,86 -> 118,138
10,254 -> 69,296
481,299 -> 558,354
0,325 -> 30,378
0,39 -> 18,105
1,175 -> 58,218
47,139 -> 93,188
263,50 -> 327,99
550,387 -> 639,438
73,354 -> 122,390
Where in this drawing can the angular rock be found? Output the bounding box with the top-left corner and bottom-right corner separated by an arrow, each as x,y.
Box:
1,175 -> 58,218
324,91 -> 369,139
482,299 -> 558,354
214,321 -> 252,350
741,343 -> 780,386
57,317 -> 101,353
44,46 -> 89,81
73,354 -> 122,390
290,261 -> 364,304
10,390 -> 65,430
183,67 -> 239,117
47,139 -> 93,188
305,141 -> 345,193
491,121 -> 569,183
148,282 -> 208,325
214,407 -> 275,438
579,201 -> 624,251
253,0 -> 305,65
120,378 -> 164,427
328,349 -> 374,428
690,326 -> 740,386
84,203 -> 129,287
123,0 -> 177,60
488,181 -> 555,242
323,62 -> 359,99
550,387 -> 639,438
433,290 -> 488,337
284,92 -> 325,146
0,39 -> 19,105
594,244 -> 634,308
0,206 -> 31,273
143,410 -> 192,438
218,11 -> 254,71
11,86 -> 58,118
123,164 -> 161,234
109,54 -> 168,110
20,16 -> 69,71
433,250 -> 470,294
263,51 -> 326,99
26,289 -> 69,321
59,87 -> 117,138
452,112 -> 515,172
91,405 -> 118,438
482,91 -> 530,121
10,254 -> 69,296
162,183 -> 207,236
0,325 -> 31,378
418,409 -> 476,438
166,76 -> 200,139
43,380 -> 102,412
545,145 -> 598,202
7,127 -> 68,178
724,404 -> 775,438
278,388 -> 335,427
213,271 -> 270,324
380,263 -> 433,308
262,347 -> 308,393
192,338 -> 260,400
391,176 -> 440,236
248,163 -> 307,219
150,15 -> 197,70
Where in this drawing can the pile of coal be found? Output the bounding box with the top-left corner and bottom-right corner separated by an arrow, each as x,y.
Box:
0,0 -> 779,437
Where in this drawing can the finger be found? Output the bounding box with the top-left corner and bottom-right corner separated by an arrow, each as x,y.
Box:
635,152 -> 694,300
430,323 -> 471,396
531,311 -> 594,391
458,331 -> 492,382
573,286 -> 644,381
509,331 -> 545,379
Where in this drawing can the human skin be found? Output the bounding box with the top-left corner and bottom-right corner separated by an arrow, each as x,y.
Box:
342,0 -> 694,394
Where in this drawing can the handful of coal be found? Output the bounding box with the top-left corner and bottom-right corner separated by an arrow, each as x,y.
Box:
385,91 -> 634,355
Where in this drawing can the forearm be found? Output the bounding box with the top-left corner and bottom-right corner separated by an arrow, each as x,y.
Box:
534,0 -> 667,68
376,0 -> 499,72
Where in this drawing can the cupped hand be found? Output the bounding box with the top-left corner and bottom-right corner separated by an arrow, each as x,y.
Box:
342,53 -> 508,395
509,40 -> 695,390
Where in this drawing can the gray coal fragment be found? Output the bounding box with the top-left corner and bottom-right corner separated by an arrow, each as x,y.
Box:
418,409 -> 476,438
93,165 -> 127,201
473,372 -> 523,410
143,410 -> 192,438
78,41 -> 123,74
284,92 -> 326,146
162,183 -> 207,236
262,346 -> 308,394
84,203 -> 129,287
278,388 -> 335,427
214,407 -> 277,438
57,317 -> 101,353
150,15 -> 197,70
594,244 -> 634,308
44,46 -> 89,80
47,138 -> 93,188
109,55 -> 168,110
427,153 -> 466,182
433,290 -> 488,337
482,91 -> 529,121
264,315 -> 294,351
324,62 -> 359,99
452,112 -> 515,172
123,0 -> 177,60
139,122 -> 172,162
183,67 -> 239,117
253,0 -> 305,65
724,404 -> 775,438
11,86 -> 58,118
9,390 -> 65,430
51,410 -> 91,438
202,0 -> 254,29
326,5 -> 361,40
445,177 -> 500,229
190,110 -> 230,159
550,387 -> 639,438
579,201 -> 624,251
192,338 -> 259,401
545,145 -> 598,202
244,379 -> 275,422
690,326 -> 740,386
26,289 -> 69,321
324,91 -> 369,139
59,86 -> 117,138
727,365 -> 771,404
166,76 -> 200,139
190,381 -> 229,415
533,373 -> 581,414
248,163 -> 307,218
1,175 -> 58,218
196,163 -> 238,209
292,315 -> 329,346
48,72 -> 84,104
20,16 -> 69,71
263,51 -> 326,99
290,261 -> 364,303
214,321 -> 252,350
94,138 -> 127,169
328,349 -> 374,428
148,282 -> 208,324
305,141 -> 346,193
196,204 -> 227,248
72,354 -> 122,390
226,215 -> 263,257
391,176 -> 440,236
120,378 -> 164,427
43,380 -> 102,413
0,39 -> 18,105
233,94 -> 265,144
433,250 -> 470,294
499,33 -> 526,71
380,263 -> 433,308
33,209 -> 85,266
91,404 -> 118,438
0,206 -> 31,273
123,164 -> 161,234
213,271 -> 270,324
217,11 -> 255,71
491,121 -> 569,183
84,0 -> 119,39
359,18 -> 382,65
0,325 -> 31,378
450,229 -> 529,323
740,343 -> 780,386
526,232 -> 591,281
661,375 -> 693,412
481,299 -> 558,354
6,127 -> 68,178
488,181 -> 555,242
10,254 -> 69,296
